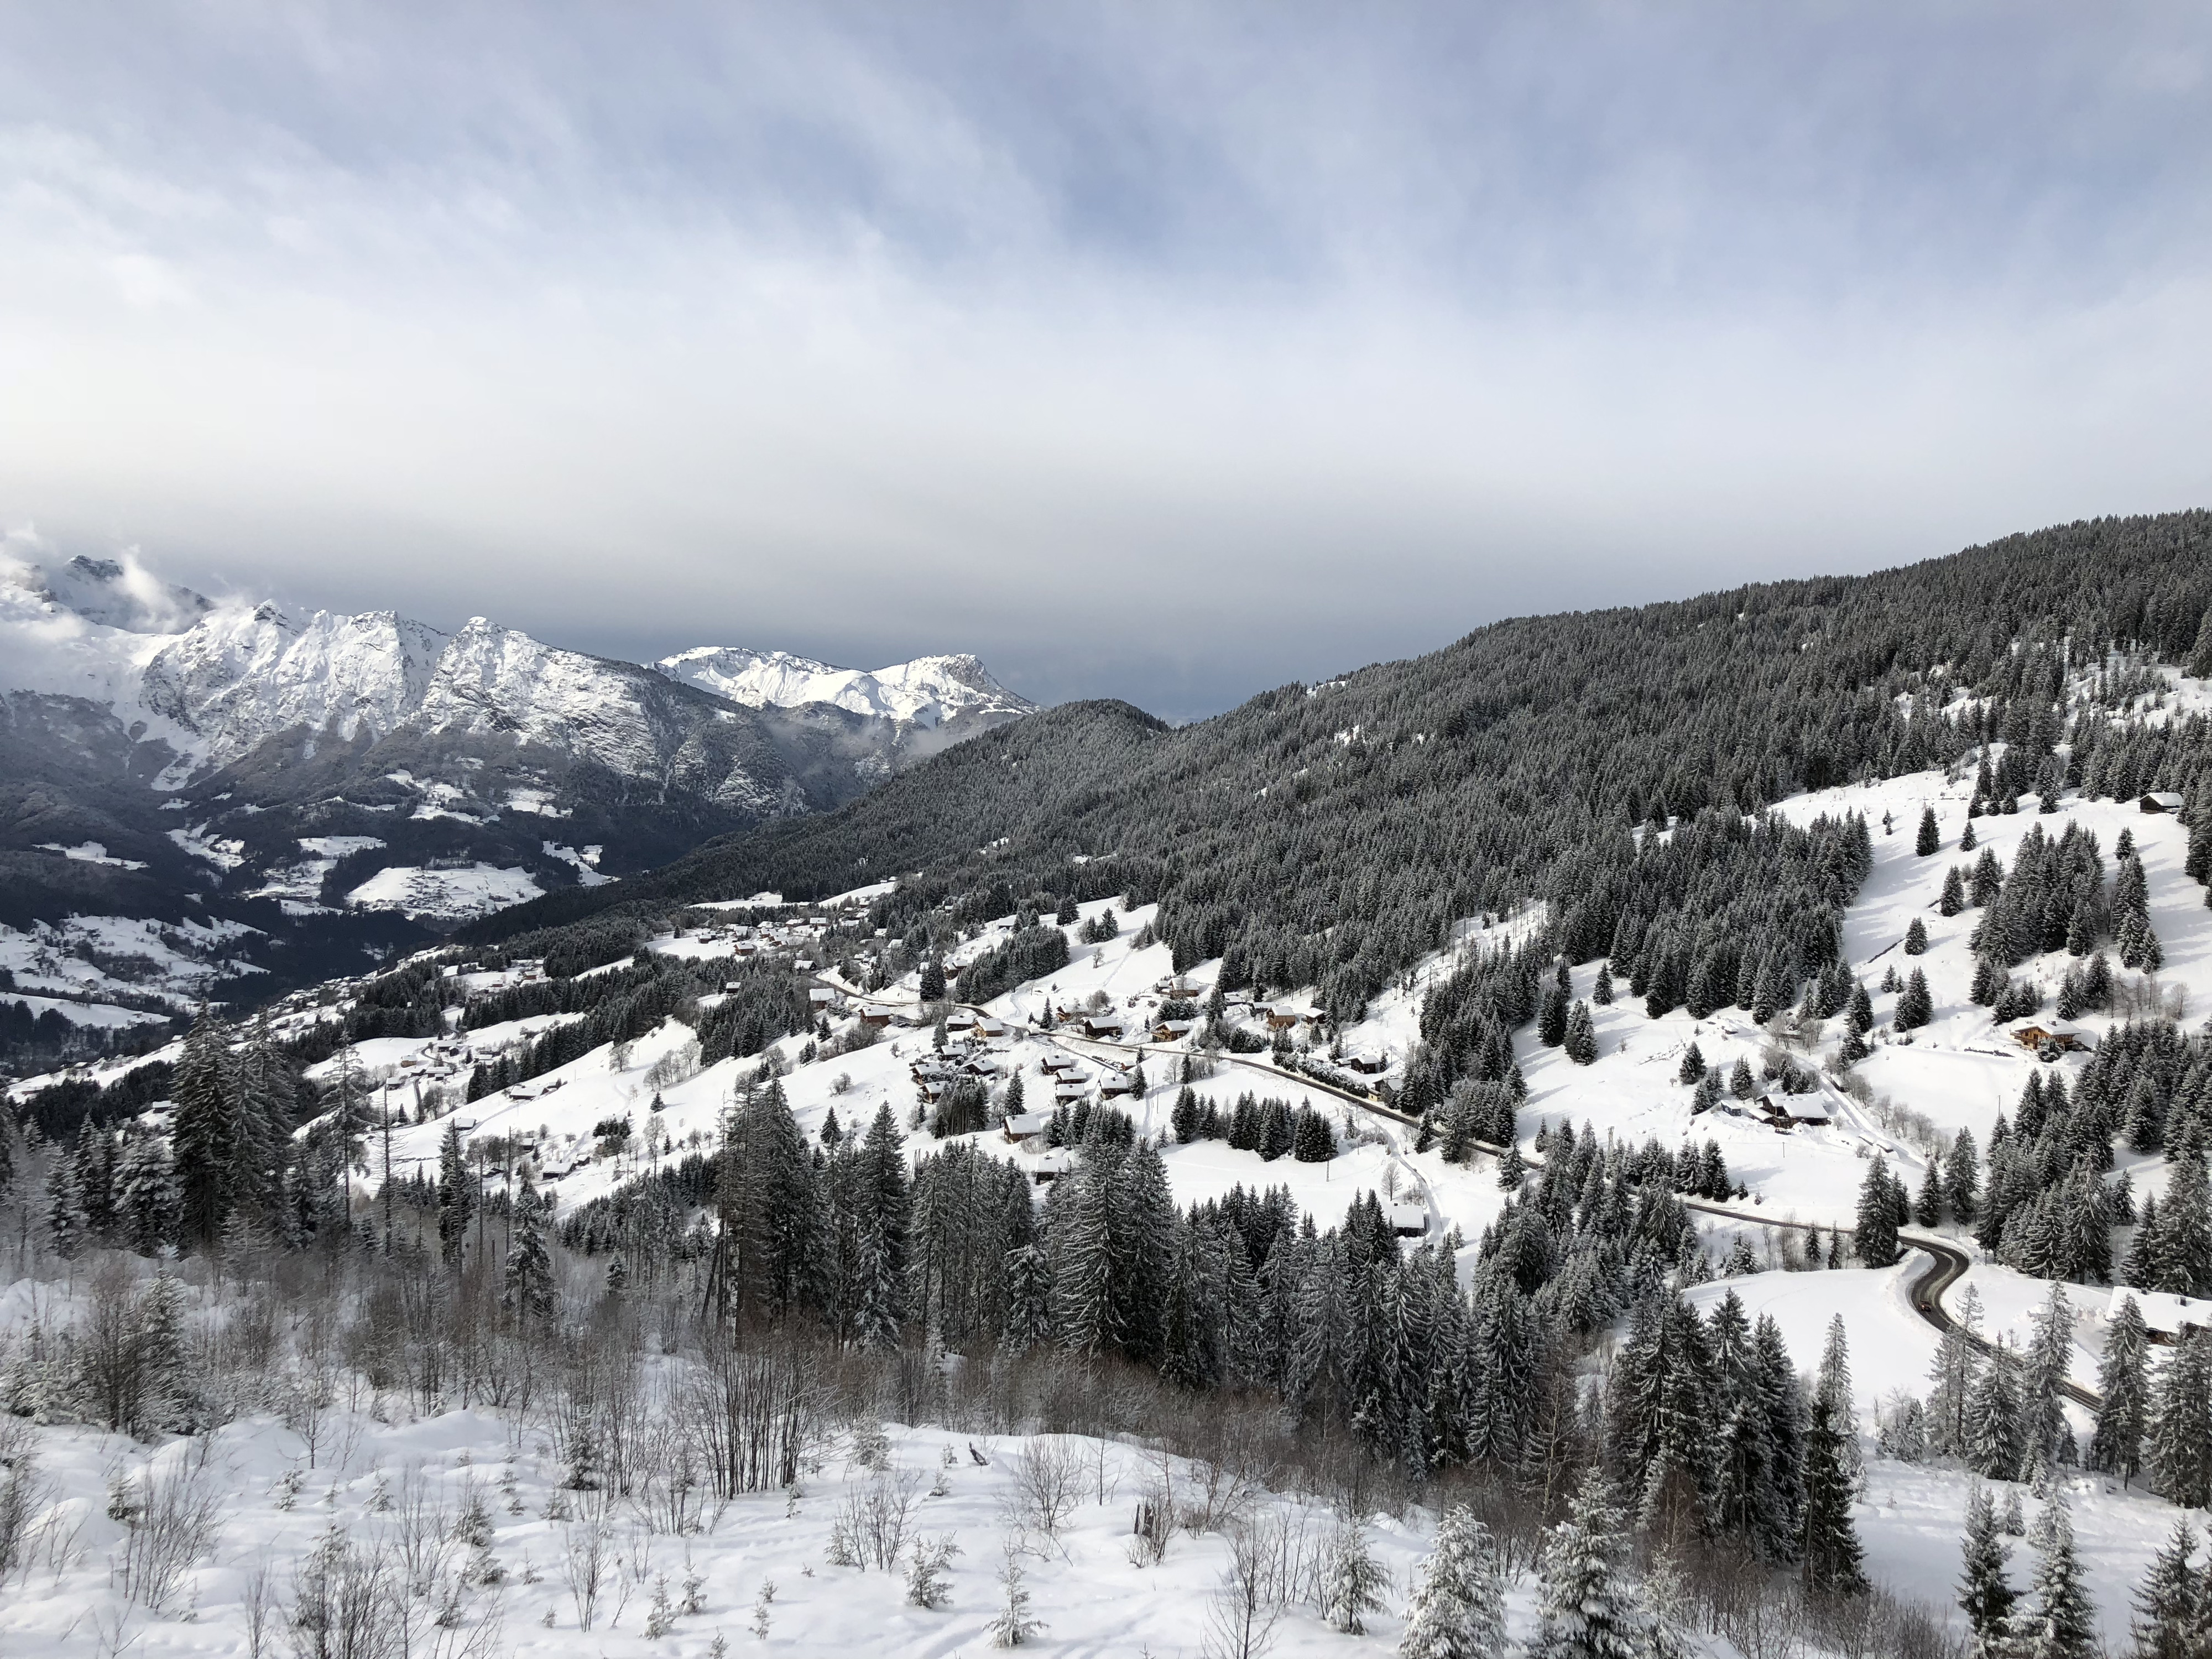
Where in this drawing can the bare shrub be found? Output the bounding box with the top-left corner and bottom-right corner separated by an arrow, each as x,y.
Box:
111,1458 -> 223,1614
1000,1437 -> 1081,1540
560,1517 -> 614,1631
1202,1521 -> 1282,1659
0,1420 -> 46,1582
834,1470 -> 922,1572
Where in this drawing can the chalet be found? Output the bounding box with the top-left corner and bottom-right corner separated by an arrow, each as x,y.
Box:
1099,1072 -> 1138,1097
1388,1204 -> 1430,1238
1344,1052 -> 1391,1075
1265,1007 -> 1302,1031
1029,1150 -> 1070,1185
2011,1025 -> 2091,1056
1150,1019 -> 1198,1042
807,987 -> 839,1008
977,1019 -> 1006,1040
945,1011 -> 979,1035
1081,1014 -> 1125,1039
2110,1286 -> 2209,1344
858,1009 -> 894,1028
1001,1110 -> 1051,1142
2140,791 -> 2187,815
1782,1097 -> 1830,1128
1052,1081 -> 1090,1103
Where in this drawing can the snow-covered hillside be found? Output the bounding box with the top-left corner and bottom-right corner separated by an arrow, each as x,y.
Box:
235,755 -> 2212,1649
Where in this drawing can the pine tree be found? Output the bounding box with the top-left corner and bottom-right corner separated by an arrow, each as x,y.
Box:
1564,1002 -> 1598,1066
169,1009 -> 237,1249
2130,1521 -> 2201,1659
43,1154 -> 82,1259
919,957 -> 947,1001
1399,1505 -> 1506,1659
1321,1514 -> 1390,1635
2191,610 -> 2212,679
1799,1396 -> 1868,1595
1905,916 -> 1929,956
114,1132 -> 178,1256
2018,1494 -> 2095,1659
1941,866 -> 1968,916
1051,1154 -> 1118,1353
503,1192 -> 555,1322
436,1119 -> 474,1270
1947,1128 -> 1981,1222
1528,1469 -> 1645,1659
1895,968 -> 1934,1031
1917,806 -> 1940,856
1914,1153 -> 1947,1228
1855,1160 -> 1902,1266
2022,1282 -> 2075,1476
1000,1241 -> 1052,1354
2150,1329 -> 2212,1508
1966,1348 -> 2026,1483
1676,1042 -> 1705,1087
1958,1485 -> 2018,1657
1539,984 -> 1569,1048
2089,1294 -> 2150,1484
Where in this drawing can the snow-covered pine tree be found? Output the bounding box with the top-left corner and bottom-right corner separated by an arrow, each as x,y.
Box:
2018,1493 -> 2095,1659
169,1009 -> 237,1248
1966,1347 -> 2027,1483
1958,1485 -> 2018,1658
1917,806 -> 1940,855
1905,916 -> 1929,956
502,1192 -> 556,1322
2088,1293 -> 2150,1484
1927,1312 -> 1980,1459
1947,1128 -> 1981,1222
1855,1159 -> 1902,1266
1564,1001 -> 1598,1066
1707,1290 -> 1791,1561
2149,1329 -> 2212,1508
1675,1042 -> 1705,1087
436,1119 -> 474,1270
1321,1513 -> 1390,1635
2022,1282 -> 2076,1475
1398,1505 -> 1506,1659
1895,967 -> 1934,1030
2128,1521 -> 2201,1659
1913,1152 -> 1947,1228
1528,1468 -> 1645,1659
1799,1394 -> 1867,1595
1050,1154 -> 1118,1353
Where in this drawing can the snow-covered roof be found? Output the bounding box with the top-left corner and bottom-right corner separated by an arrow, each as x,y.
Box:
2109,1286 -> 2211,1335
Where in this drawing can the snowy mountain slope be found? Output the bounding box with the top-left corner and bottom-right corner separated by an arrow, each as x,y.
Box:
657,645 -> 1032,728
270,844 -> 2201,1646
0,543 -> 1032,1031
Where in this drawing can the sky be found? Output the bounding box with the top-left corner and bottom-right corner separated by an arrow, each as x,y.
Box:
0,4 -> 2205,722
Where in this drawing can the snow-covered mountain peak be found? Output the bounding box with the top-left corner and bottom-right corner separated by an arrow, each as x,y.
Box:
655,644 -> 1031,727
2,539 -> 214,635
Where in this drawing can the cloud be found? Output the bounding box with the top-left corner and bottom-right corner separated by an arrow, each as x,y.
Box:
0,3 -> 2204,718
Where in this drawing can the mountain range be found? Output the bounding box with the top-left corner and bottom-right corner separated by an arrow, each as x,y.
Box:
0,547 -> 1029,1007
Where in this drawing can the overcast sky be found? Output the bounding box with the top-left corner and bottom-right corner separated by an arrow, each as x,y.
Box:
1,4 -> 2205,720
